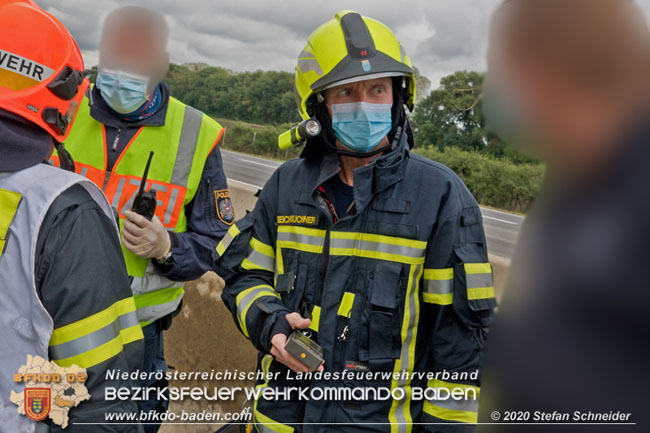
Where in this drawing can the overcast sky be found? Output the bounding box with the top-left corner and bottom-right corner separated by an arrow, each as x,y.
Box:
39,0 -> 650,91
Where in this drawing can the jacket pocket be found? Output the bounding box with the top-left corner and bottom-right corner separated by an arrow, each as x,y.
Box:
275,262 -> 310,315
453,244 -> 497,329
362,261 -> 405,370
366,220 -> 419,240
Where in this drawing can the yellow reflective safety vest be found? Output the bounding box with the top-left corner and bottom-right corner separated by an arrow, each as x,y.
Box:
56,96 -> 224,326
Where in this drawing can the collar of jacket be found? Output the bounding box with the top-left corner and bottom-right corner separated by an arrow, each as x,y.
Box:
312,131 -> 410,214
89,81 -> 171,129
0,110 -> 53,172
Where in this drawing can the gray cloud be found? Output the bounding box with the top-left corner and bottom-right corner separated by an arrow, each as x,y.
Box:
38,0 -> 650,92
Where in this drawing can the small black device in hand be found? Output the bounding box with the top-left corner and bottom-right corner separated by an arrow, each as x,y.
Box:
131,151 -> 157,221
284,330 -> 324,371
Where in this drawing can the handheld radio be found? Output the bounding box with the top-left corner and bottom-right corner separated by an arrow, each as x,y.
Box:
131,151 -> 157,221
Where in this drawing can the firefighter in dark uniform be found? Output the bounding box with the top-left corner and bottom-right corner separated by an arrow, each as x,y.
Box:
215,11 -> 497,433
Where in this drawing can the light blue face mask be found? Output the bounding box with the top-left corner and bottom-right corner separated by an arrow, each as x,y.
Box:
96,69 -> 150,114
331,102 -> 393,153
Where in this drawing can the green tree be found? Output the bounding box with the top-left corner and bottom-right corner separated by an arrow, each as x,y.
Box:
413,66 -> 432,102
165,63 -> 299,125
412,70 -> 538,164
86,65 -> 98,84
412,70 -> 489,152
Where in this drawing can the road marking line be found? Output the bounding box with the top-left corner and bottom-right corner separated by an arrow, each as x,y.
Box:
482,215 -> 520,226
481,207 -> 525,219
227,178 -> 263,190
237,158 -> 279,169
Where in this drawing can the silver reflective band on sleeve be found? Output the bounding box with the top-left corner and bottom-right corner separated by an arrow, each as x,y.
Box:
170,105 -> 203,187
215,229 -> 235,258
49,310 -> 139,361
130,263 -> 181,295
243,238 -> 276,272
136,296 -> 184,324
220,228 -> 236,249
466,273 -> 493,289
422,268 -> 454,305
237,287 -> 276,321
244,249 -> 275,272
423,278 -> 452,295
464,263 -> 495,301
216,223 -> 242,258
236,286 -> 278,337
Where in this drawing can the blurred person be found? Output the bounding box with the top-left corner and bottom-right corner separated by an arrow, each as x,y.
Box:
0,1 -> 143,431
480,0 -> 650,431
215,10 -> 497,432
51,6 -> 232,432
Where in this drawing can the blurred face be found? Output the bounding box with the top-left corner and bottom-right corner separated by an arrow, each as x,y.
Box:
100,25 -> 168,79
485,0 -> 649,171
100,26 -> 166,76
98,7 -> 170,91
324,77 -> 393,152
486,33 -> 575,159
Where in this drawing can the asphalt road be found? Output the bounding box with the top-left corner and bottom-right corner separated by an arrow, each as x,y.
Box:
221,149 -> 523,260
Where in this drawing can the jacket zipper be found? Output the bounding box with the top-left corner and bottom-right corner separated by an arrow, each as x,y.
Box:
316,186 -> 337,308
317,229 -> 330,308
102,128 -> 122,192
111,128 -> 122,152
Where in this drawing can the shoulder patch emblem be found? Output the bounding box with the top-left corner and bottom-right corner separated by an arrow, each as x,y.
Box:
215,189 -> 235,226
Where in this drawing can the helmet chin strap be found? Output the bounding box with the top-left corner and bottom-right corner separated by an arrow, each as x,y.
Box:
54,141 -> 76,172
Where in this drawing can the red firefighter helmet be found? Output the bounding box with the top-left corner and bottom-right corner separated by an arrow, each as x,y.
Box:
0,0 -> 89,142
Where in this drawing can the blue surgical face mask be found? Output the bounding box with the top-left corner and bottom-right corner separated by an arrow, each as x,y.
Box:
331,102 -> 393,153
96,69 -> 150,114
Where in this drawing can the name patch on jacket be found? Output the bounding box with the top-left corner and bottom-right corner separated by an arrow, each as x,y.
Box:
214,189 -> 235,226
276,215 -> 320,226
